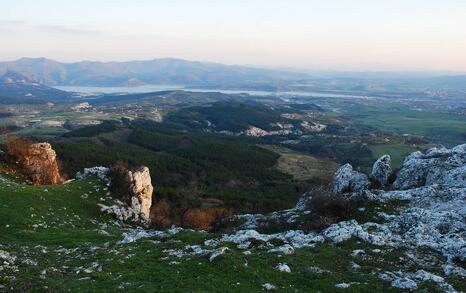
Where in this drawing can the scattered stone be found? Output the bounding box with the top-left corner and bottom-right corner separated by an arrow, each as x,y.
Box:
275,263 -> 291,273
209,247 -> 229,262
268,244 -> 295,255
335,283 -> 350,289
351,249 -> 365,257
221,229 -> 323,250
262,283 -> 276,290
118,227 -> 183,244
308,266 -> 330,274
0,250 -> 16,264
391,277 -> 417,290
351,262 -> 360,270
76,166 -> 110,183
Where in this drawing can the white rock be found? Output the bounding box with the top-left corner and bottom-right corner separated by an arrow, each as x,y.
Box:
393,144 -> 466,189
333,164 -> 368,194
275,263 -> 291,273
209,247 -> 229,262
335,283 -> 350,289
262,283 -> 276,290
221,229 -> 323,250
76,166 -> 109,182
391,277 -> 417,290
370,155 -> 391,187
118,228 -> 182,244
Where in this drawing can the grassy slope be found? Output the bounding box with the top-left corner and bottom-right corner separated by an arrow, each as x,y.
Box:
260,145 -> 338,182
1,176 -> 462,292
369,143 -> 418,170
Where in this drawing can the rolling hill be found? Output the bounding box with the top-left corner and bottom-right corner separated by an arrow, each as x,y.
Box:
0,70 -> 73,103
0,57 -> 308,87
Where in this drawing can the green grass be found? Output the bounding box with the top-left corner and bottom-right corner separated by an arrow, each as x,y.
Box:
347,105 -> 466,146
0,176 -> 460,292
369,143 -> 418,170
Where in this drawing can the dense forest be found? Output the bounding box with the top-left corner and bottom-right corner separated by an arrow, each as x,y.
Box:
54,119 -> 311,213
167,101 -> 300,132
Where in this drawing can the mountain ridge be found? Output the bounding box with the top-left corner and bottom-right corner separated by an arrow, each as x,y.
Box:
0,70 -> 73,103
0,57 -> 308,87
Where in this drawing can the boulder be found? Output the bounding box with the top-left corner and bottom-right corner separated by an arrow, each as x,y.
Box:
370,155 -> 391,188
8,142 -> 64,185
333,163 -> 368,195
109,165 -> 153,220
393,144 -> 466,190
126,166 -> 154,219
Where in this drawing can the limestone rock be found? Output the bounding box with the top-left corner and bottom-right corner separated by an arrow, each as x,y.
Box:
244,126 -> 268,137
75,166 -> 110,185
126,166 -> 153,219
10,142 -> 64,185
393,144 -> 466,190
109,165 -> 153,220
370,155 -> 391,188
333,163 -> 369,194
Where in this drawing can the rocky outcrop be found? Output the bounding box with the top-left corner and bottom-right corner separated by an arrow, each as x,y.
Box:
6,141 -> 64,185
126,166 -> 153,219
370,155 -> 391,188
324,144 -> 466,267
333,163 -> 369,195
109,165 -> 153,220
75,166 -> 110,185
76,164 -> 154,223
244,126 -> 268,137
393,144 -> 466,190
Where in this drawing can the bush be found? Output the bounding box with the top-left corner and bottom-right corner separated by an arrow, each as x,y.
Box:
182,208 -> 230,231
4,134 -> 33,159
150,188 -> 202,229
150,199 -> 174,228
303,186 -> 356,232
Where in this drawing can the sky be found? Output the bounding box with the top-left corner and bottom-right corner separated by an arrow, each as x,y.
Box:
1,0 -> 466,72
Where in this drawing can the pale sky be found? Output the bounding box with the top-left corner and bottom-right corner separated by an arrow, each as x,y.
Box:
1,0 -> 466,71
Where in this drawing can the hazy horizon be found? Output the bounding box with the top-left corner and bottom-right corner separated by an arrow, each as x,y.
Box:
1,0 -> 466,72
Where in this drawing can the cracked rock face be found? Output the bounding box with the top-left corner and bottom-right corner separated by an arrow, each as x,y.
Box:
333,163 -> 369,194
17,143 -> 64,185
393,144 -> 466,190
108,165 -> 154,220
126,166 -> 153,219
370,155 -> 391,188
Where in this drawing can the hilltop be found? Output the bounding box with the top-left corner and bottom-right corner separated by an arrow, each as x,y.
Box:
0,142 -> 465,292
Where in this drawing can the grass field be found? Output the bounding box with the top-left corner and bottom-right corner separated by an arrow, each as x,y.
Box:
369,143 -> 419,170
346,105 -> 466,146
260,145 -> 338,182
1,175 -> 463,292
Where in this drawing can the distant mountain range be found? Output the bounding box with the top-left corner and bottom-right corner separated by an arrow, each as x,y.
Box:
0,70 -> 72,103
0,57 -> 308,87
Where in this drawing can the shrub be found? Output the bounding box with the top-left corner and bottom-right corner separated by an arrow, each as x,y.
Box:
182,208 -> 230,231
4,134 -> 33,159
151,199 -> 173,228
150,189 -> 202,229
302,186 -> 356,232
